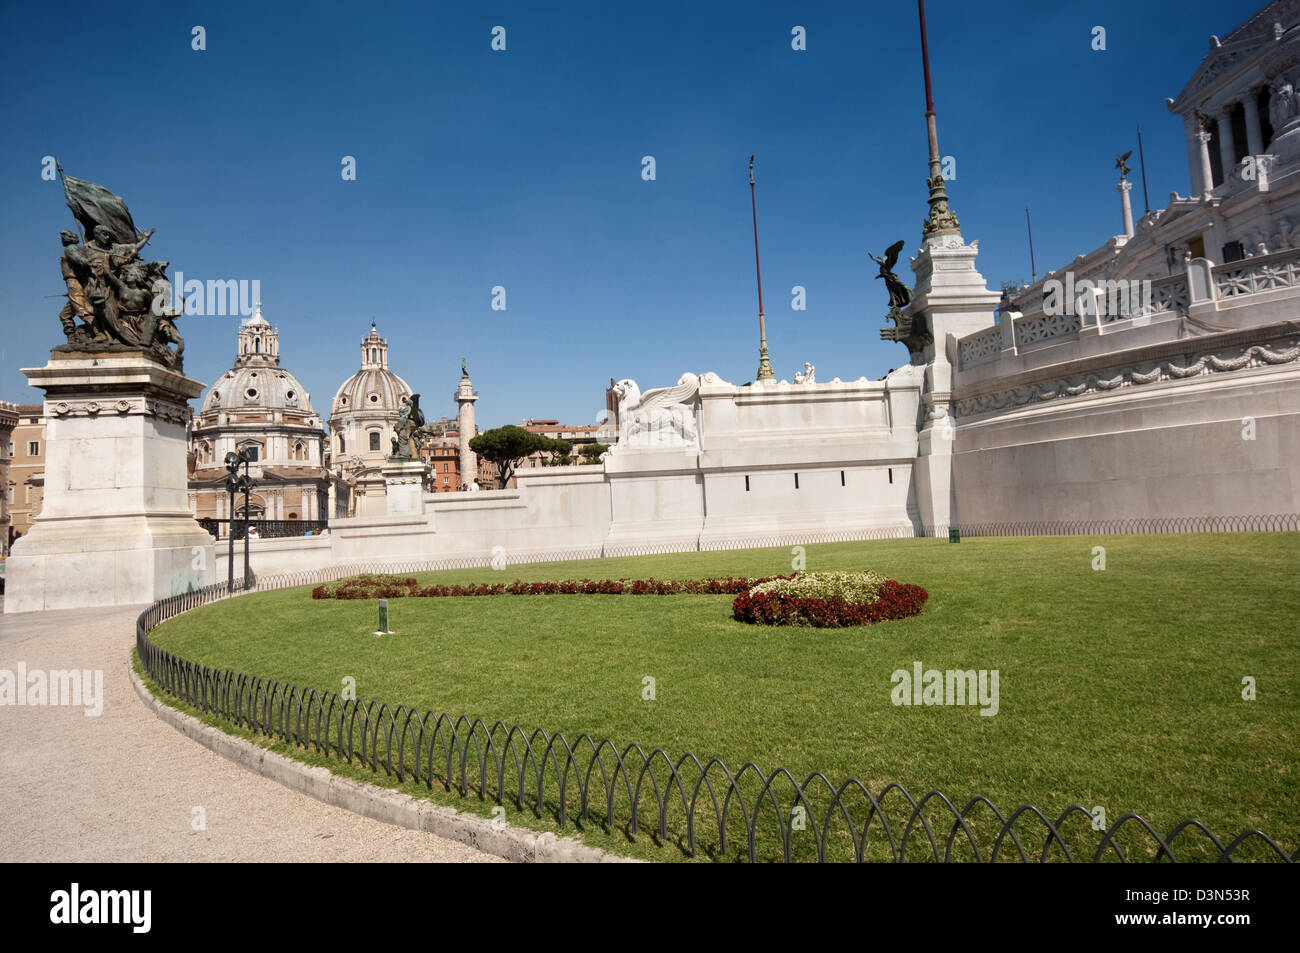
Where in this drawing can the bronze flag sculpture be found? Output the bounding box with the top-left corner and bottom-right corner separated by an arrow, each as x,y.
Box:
53,165 -> 184,366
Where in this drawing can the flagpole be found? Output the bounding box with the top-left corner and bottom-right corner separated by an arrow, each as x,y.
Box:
1026,206 -> 1037,285
1137,124 -> 1151,216
55,159 -> 84,242
749,155 -> 775,382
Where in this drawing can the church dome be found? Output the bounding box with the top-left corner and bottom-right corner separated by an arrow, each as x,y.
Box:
201,365 -> 314,414
331,323 -> 412,417
200,304 -> 317,415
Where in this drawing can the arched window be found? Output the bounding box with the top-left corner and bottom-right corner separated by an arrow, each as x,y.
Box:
339,434 -> 346,453
369,432 -> 381,451
371,348 -> 377,363
255,339 -> 260,353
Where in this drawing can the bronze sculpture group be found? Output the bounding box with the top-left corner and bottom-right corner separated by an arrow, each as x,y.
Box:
54,168 -> 184,366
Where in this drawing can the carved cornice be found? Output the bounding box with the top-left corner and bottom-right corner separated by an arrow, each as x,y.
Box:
47,395 -> 192,425
955,325 -> 1300,419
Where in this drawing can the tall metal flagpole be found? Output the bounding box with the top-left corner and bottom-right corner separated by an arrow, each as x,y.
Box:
1026,206 -> 1038,285
917,0 -> 960,240
1137,124 -> 1151,216
749,156 -> 775,382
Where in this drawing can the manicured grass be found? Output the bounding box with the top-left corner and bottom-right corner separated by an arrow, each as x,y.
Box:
146,534 -> 1300,862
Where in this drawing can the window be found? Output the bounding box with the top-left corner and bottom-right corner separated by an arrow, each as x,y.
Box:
1222,241 -> 1245,264
338,434 -> 345,453
369,432 -> 381,452
28,441 -> 39,457
243,445 -> 259,462
443,463 -> 449,472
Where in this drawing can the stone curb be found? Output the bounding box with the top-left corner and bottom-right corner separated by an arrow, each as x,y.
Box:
129,663 -> 640,863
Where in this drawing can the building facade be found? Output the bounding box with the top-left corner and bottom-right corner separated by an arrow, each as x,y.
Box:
189,304 -> 329,530
943,0 -> 1300,528
0,401 -> 16,556
7,404 -> 45,548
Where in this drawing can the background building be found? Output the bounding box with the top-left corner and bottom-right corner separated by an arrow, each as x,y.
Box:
422,424 -> 465,492
189,304 -> 329,533
0,401 -> 16,556
328,323 -> 415,516
7,404 -> 44,548
518,418 -> 608,469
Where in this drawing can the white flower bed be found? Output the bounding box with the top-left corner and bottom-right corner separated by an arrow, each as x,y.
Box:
748,571 -> 885,604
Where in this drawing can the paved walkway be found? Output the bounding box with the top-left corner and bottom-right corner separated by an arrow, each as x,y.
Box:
0,602 -> 500,862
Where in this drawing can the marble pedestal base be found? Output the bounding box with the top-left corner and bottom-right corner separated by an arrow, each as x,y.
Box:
382,461 -> 427,516
4,351 -> 217,613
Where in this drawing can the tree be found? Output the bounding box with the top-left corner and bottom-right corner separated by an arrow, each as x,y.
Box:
579,443 -> 609,464
545,438 -> 572,465
468,425 -> 551,488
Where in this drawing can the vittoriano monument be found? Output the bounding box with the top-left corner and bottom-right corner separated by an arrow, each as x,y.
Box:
55,167 -> 184,367
4,169 -> 216,613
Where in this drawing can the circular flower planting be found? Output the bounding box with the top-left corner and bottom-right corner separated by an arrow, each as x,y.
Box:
732,571 -> 928,628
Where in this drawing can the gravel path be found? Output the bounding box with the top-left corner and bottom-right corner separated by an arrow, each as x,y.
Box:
0,603 -> 501,862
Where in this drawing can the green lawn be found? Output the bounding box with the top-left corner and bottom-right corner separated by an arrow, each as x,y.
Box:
145,534 -> 1300,862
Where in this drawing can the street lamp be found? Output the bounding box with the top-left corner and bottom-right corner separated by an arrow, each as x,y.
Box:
224,449 -> 255,591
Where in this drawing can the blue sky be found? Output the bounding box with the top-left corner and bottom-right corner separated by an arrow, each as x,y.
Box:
0,0 -> 1260,426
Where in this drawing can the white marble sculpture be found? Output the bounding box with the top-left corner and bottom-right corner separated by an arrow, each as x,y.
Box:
610,373 -> 700,449
794,362 -> 816,384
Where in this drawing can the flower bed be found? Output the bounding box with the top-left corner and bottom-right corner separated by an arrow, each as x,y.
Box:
732,572 -> 928,628
311,573 -> 790,600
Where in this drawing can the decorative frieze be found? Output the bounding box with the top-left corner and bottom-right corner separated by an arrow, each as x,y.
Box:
955,334 -> 1300,418
46,395 -> 191,425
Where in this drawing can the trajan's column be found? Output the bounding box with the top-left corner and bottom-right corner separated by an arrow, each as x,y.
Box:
455,360 -> 478,488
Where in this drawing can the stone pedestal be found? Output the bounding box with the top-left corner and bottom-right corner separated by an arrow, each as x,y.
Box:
903,236 -> 1001,536
382,460 -> 426,516
4,351 -> 218,613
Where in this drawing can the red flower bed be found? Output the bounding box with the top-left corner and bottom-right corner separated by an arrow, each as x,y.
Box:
731,580 -> 928,628
311,573 -> 791,600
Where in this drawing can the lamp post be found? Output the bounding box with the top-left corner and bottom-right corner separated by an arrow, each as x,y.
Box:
223,449 -> 255,591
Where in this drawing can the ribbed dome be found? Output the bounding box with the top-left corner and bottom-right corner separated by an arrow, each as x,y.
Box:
331,366 -> 412,416
202,365 -> 314,413
331,323 -> 412,416
200,303 -> 316,414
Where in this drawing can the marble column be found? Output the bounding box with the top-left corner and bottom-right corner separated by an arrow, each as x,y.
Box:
455,372 -> 479,488
1244,90 -> 1266,156
1217,107 -> 1238,175
1195,127 -> 1216,195
1118,180 -> 1135,237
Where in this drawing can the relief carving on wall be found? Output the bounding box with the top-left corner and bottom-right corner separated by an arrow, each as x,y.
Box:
955,337 -> 1300,418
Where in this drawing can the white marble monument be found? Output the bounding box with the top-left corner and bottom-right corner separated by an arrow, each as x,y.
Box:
4,352 -> 218,612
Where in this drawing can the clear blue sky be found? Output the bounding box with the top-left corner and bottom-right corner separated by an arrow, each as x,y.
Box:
0,0 -> 1260,427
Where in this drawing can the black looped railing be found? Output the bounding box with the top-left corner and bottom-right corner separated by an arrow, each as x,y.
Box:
135,567 -> 1298,863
